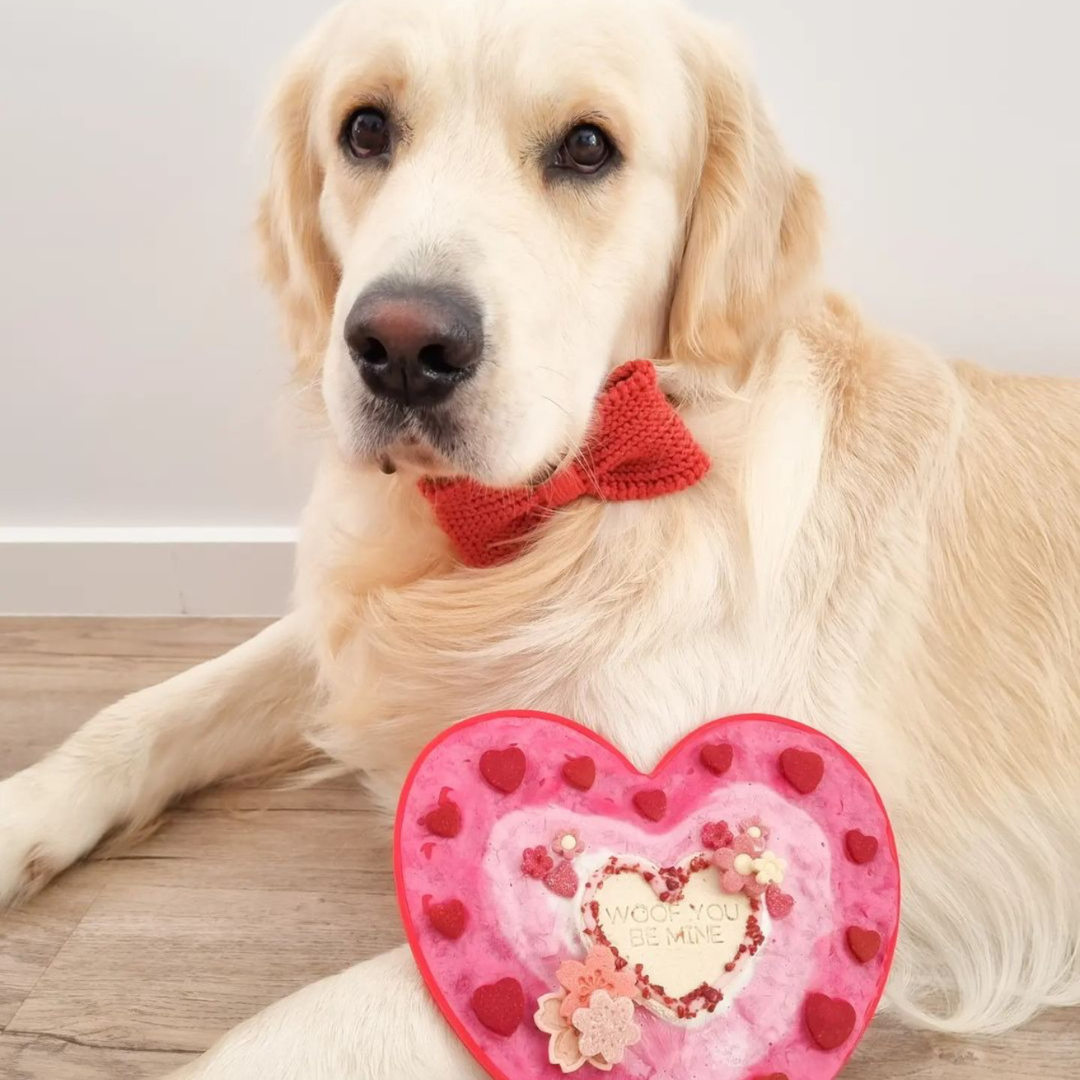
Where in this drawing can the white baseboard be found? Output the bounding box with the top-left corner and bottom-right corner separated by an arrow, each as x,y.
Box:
0,528 -> 297,616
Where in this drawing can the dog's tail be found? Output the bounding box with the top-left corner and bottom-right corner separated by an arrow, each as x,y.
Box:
883,789 -> 1080,1034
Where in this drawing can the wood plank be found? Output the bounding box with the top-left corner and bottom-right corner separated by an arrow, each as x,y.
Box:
100,805 -> 393,895
1,618 -> 1077,1079
1,1014 -> 1075,1080
184,775 -> 366,813
0,1032 -> 194,1079
7,884 -> 403,1053
848,1009 -> 1079,1078
0,618 -> 265,774
0,618 -> 271,662
0,615 -> 338,807
0,864 -> 108,1029
0,659 -> 188,772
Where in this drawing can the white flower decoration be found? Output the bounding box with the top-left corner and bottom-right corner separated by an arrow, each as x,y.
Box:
751,850 -> 787,886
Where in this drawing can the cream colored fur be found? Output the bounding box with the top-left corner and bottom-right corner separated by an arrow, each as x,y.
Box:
1,0 -> 1078,1075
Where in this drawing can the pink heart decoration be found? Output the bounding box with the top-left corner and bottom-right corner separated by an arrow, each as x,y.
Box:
395,712 -> 900,1080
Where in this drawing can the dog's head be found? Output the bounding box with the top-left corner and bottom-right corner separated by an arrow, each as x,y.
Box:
260,0 -> 822,485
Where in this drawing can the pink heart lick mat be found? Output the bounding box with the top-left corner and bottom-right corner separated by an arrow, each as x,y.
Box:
395,712 -> 900,1080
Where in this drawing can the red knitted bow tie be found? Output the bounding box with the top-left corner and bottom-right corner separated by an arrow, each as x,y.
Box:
418,360 -> 711,568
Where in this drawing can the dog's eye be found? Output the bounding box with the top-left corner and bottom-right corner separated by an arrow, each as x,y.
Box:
342,108 -> 391,160
555,124 -> 612,175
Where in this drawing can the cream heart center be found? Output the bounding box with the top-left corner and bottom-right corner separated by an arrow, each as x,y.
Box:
578,854 -> 772,1026
591,870 -> 751,1001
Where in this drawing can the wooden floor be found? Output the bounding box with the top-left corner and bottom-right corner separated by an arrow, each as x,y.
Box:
0,619 -> 1076,1079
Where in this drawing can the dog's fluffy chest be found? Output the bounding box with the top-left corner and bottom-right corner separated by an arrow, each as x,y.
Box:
312,498 -> 867,799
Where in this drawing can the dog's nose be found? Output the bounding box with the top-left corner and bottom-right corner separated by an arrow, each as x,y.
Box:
344,284 -> 484,407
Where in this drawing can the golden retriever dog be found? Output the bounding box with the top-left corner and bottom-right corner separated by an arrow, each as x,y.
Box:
2,0 -> 1078,1075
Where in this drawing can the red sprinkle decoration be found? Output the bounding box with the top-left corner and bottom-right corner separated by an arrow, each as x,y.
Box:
471,978 -> 525,1037
632,789 -> 668,822
765,884 -> 795,920
426,899 -> 468,940
562,756 -> 597,791
846,927 -> 883,964
422,788 -> 463,838
779,748 -> 825,794
699,742 -> 734,776
701,821 -> 735,850
521,846 -> 555,879
543,860 -> 580,898
845,829 -> 880,865
805,992 -> 857,1050
479,747 -> 527,794
754,1074 -> 791,1080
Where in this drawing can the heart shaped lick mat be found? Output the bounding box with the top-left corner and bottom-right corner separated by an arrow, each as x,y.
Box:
395,712 -> 899,1080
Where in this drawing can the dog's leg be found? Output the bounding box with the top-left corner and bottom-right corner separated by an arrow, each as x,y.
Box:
0,615 -> 318,907
167,945 -> 484,1080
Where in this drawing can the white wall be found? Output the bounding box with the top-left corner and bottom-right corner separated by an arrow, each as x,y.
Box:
709,1 -> 1080,373
1,1 -> 1077,613
0,0 -> 331,612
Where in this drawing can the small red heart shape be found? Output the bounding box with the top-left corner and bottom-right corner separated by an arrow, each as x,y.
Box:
422,789 -> 463,838
397,712 -> 899,1080
804,993 -> 857,1050
846,927 -> 882,964
845,829 -> 879,864
766,883 -> 795,919
633,788 -> 668,821
561,755 -> 596,791
479,747 -> 526,794
471,978 -> 525,1037
780,747 -> 825,794
542,860 -> 579,898
699,742 -> 734,776
427,899 -> 468,940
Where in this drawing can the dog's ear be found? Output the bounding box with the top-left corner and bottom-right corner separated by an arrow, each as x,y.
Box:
669,30 -> 825,369
258,54 -> 339,386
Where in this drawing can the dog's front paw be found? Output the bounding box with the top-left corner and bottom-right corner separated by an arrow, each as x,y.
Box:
0,773 -> 73,907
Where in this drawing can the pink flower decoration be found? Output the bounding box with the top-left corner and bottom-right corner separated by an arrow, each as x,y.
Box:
731,832 -> 758,857
739,817 -> 770,853
714,840 -> 766,898
551,828 -> 586,860
701,821 -> 734,850
556,945 -> 638,1019
522,845 -> 555,879
535,992 -> 587,1072
572,990 -> 641,1066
